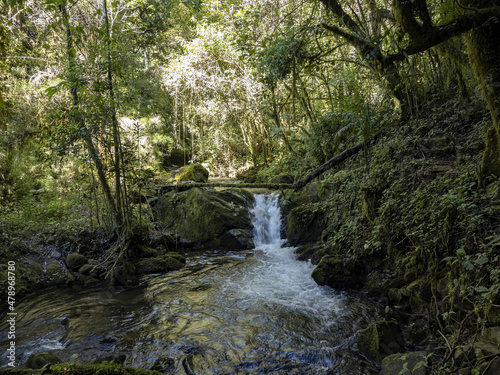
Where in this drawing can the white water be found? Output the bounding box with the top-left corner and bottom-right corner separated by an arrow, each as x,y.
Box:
241,193 -> 345,320
250,193 -> 283,247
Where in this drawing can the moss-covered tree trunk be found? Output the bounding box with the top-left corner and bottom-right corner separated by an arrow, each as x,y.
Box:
464,1 -> 500,183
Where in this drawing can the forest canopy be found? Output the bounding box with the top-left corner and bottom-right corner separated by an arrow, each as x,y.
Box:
1,0 -> 499,233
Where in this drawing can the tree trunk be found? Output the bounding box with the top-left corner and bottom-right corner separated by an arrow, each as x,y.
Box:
60,4 -> 118,223
464,2 -> 500,183
102,0 -> 124,228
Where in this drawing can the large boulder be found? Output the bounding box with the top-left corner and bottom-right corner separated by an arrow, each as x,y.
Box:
175,163 -> 209,183
311,255 -> 365,289
156,188 -> 254,249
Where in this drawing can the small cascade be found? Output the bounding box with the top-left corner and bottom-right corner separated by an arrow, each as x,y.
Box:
250,193 -> 282,247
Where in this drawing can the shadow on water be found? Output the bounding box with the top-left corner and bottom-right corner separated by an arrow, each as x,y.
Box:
0,194 -> 383,374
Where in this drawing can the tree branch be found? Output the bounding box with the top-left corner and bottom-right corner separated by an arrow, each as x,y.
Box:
294,142 -> 365,190
386,6 -> 500,64
319,0 -> 366,36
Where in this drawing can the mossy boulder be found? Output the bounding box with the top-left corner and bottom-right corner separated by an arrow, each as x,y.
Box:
26,352 -> 62,369
112,261 -> 138,286
164,251 -> 186,264
136,255 -> 183,275
380,351 -> 428,375
357,320 -> 405,362
156,188 -> 253,248
66,252 -> 87,271
46,261 -> 74,285
311,255 -> 365,289
0,261 -> 45,301
127,244 -> 159,259
78,264 -> 94,276
285,205 -> 325,246
175,163 -> 209,183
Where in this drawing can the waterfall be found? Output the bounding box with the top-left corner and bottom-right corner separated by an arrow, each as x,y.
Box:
243,192 -> 345,317
250,193 -> 283,247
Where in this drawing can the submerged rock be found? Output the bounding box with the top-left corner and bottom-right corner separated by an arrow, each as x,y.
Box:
26,352 -> 62,369
93,353 -> 127,365
156,187 -> 254,249
136,255 -> 183,275
151,356 -> 176,373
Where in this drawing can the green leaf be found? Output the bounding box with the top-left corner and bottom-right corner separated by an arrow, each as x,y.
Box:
463,260 -> 475,271
475,286 -> 489,293
474,255 -> 489,265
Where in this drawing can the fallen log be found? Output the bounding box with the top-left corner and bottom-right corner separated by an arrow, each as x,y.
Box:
294,142 -> 365,191
156,182 -> 295,194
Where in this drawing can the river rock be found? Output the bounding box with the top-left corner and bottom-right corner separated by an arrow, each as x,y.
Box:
380,351 -> 428,375
163,251 -> 186,264
156,187 -> 253,249
311,255 -> 365,289
175,163 -> 209,183
78,264 -> 94,276
136,256 -> 183,275
215,229 -> 254,250
46,261 -> 74,285
151,356 -> 176,373
357,320 -> 405,362
26,352 -> 62,369
66,252 -> 87,270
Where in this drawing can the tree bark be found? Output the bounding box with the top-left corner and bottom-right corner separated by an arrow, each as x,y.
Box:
102,0 -> 124,228
464,1 -> 500,183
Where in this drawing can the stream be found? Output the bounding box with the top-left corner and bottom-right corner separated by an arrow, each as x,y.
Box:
0,193 -> 382,374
